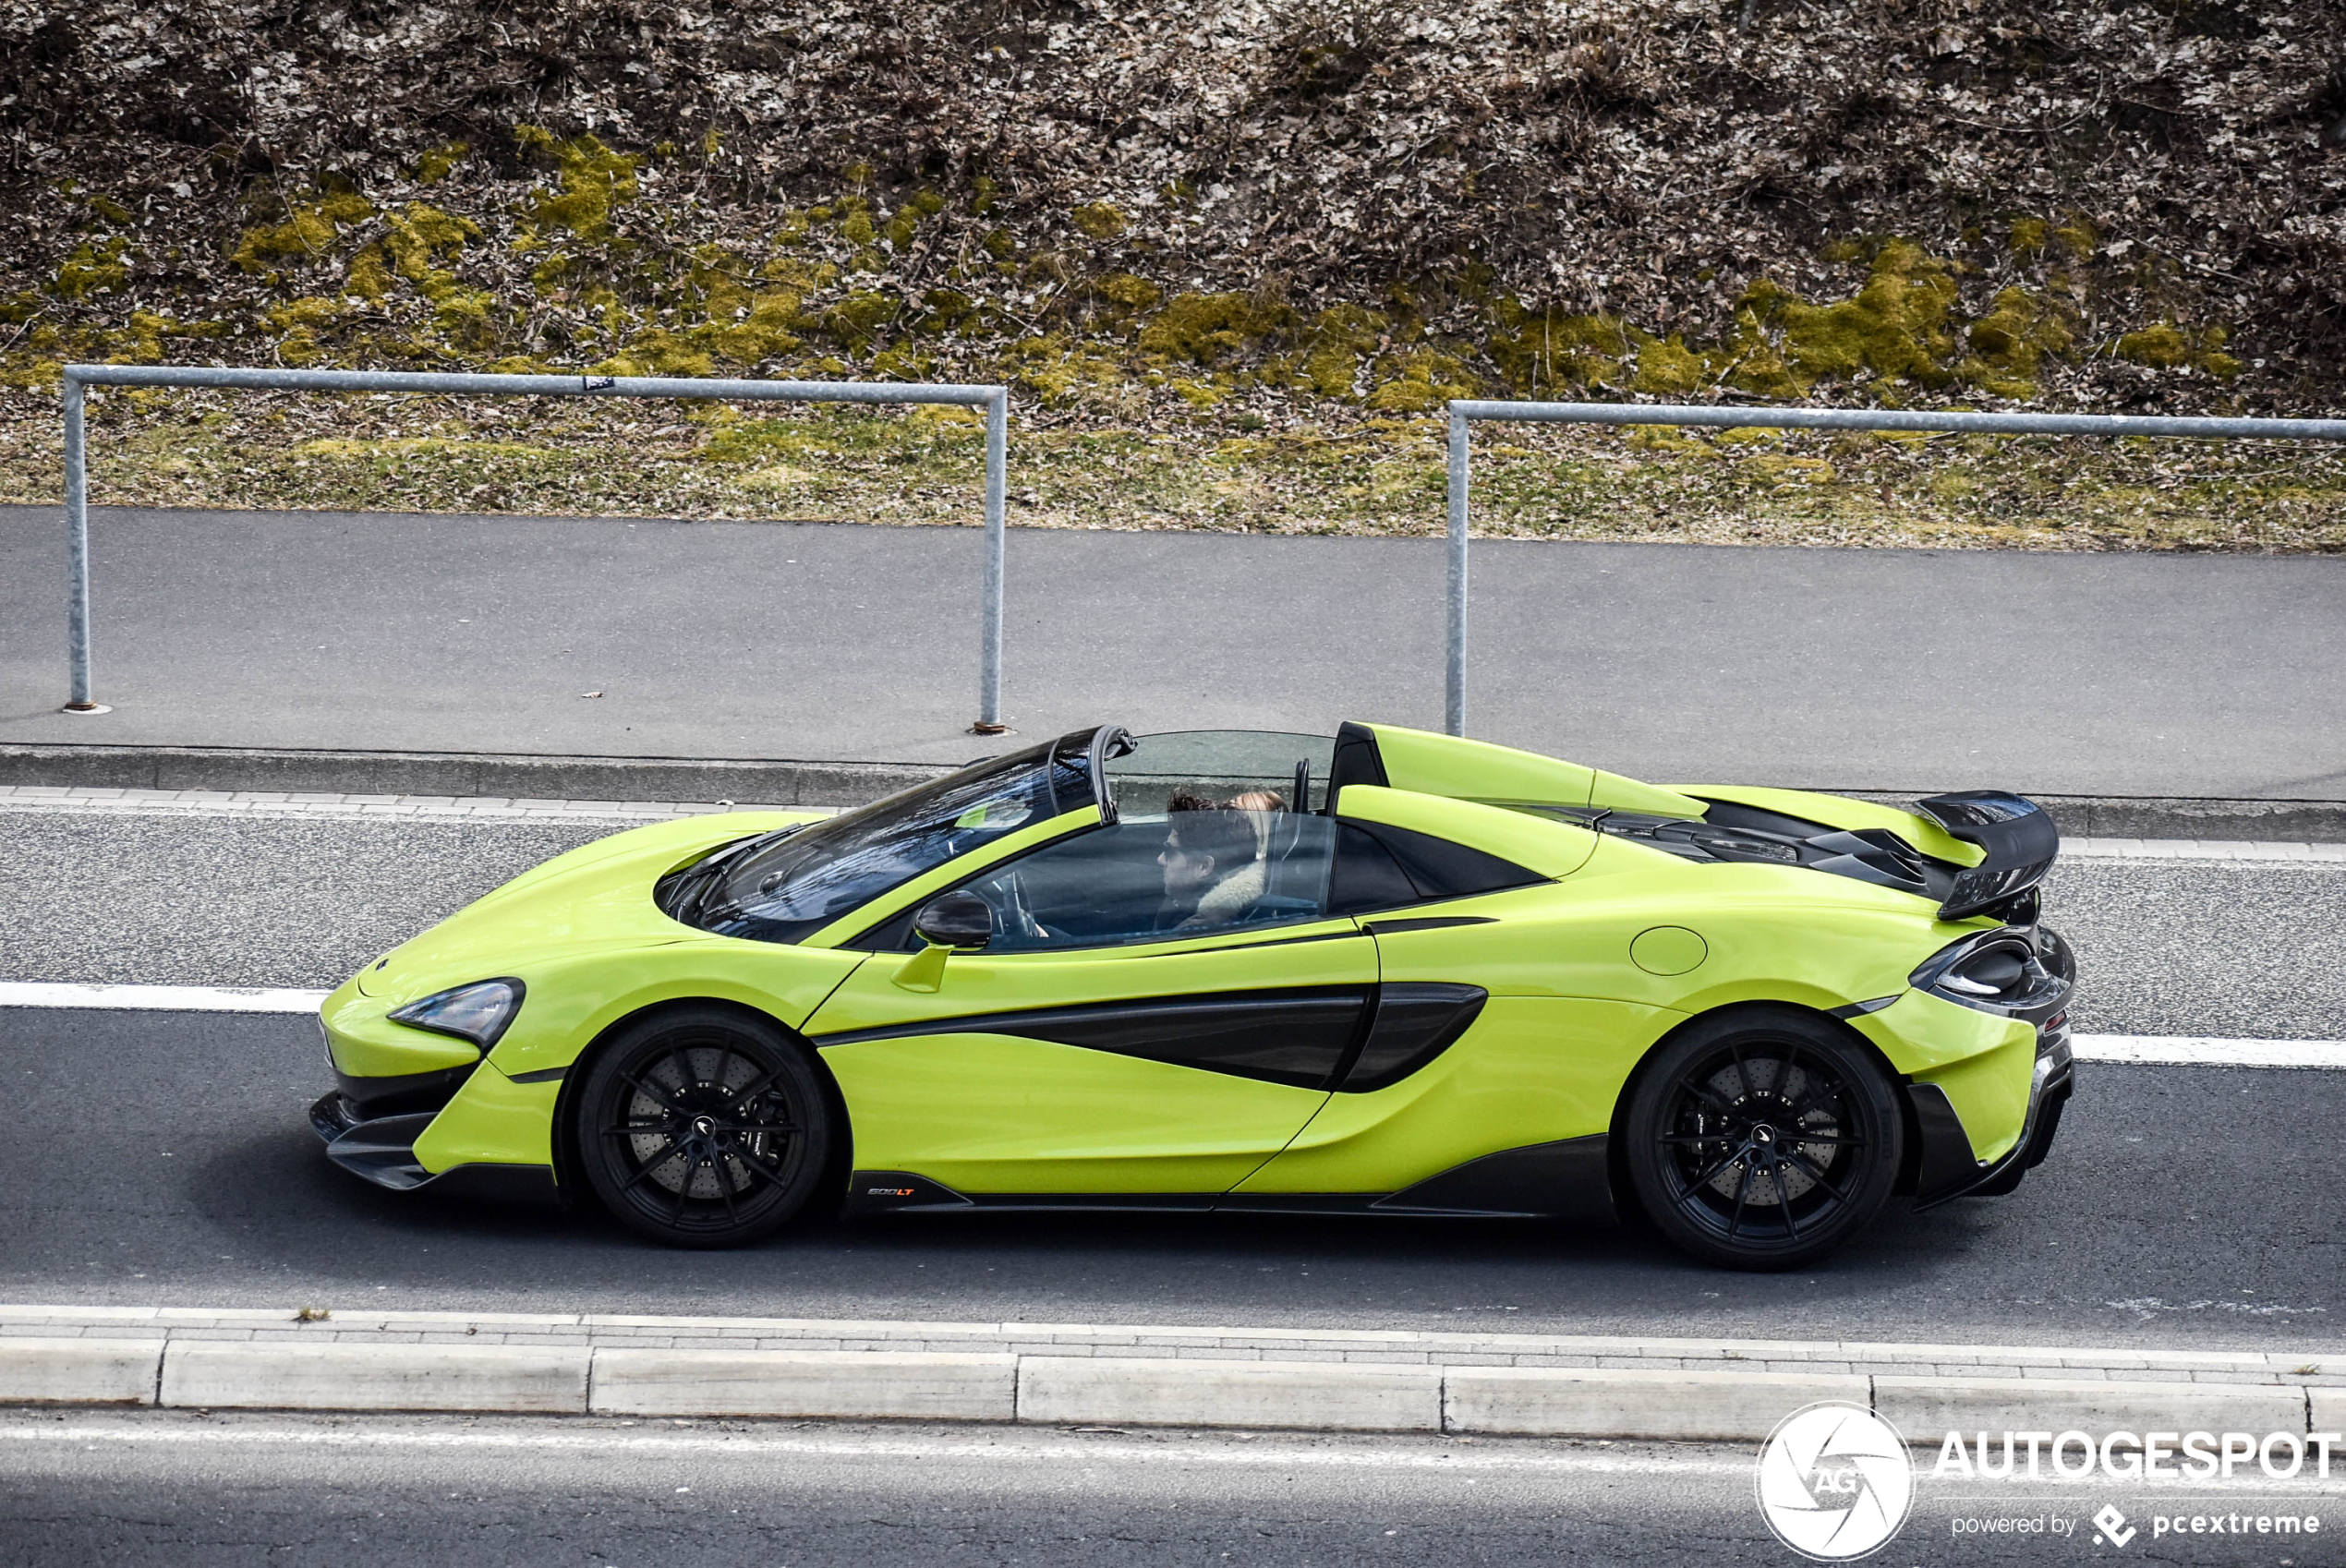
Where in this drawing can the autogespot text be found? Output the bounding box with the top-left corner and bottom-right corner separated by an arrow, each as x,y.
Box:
1933,1429 -> 2341,1481
1933,1429 -> 2336,1550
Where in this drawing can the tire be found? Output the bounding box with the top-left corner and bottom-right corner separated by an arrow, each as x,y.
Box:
1622,1007 -> 1902,1271
574,1005 -> 834,1249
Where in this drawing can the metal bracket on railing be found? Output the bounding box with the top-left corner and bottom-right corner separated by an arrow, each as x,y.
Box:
57,365 -> 1013,730
1439,399 -> 2346,738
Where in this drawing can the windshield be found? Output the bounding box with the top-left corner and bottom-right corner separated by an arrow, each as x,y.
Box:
1107,730 -> 1336,815
665,731 -> 1100,944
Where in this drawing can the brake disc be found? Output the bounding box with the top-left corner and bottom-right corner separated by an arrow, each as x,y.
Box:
1702,1056 -> 1841,1204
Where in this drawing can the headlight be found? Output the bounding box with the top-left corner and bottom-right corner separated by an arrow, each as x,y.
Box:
1909,928 -> 2073,1024
387,979 -> 526,1050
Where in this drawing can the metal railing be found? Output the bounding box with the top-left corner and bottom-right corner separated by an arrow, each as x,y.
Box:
1442,399 -> 2346,737
57,365 -> 1012,730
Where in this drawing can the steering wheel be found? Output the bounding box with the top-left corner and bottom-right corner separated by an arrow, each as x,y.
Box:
1002,869 -> 1050,941
966,870 -> 1047,944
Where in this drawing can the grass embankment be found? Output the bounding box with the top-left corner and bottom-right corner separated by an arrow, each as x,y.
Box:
2,392 -> 2340,552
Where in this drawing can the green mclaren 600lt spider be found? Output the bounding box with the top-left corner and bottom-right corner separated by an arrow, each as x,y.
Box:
310,723 -> 2075,1270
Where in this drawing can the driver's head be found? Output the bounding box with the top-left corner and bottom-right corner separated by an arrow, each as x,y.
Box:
1159,798 -> 1262,898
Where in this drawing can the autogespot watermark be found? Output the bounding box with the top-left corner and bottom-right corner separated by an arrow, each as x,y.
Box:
1936,1429 -> 2335,1551
1755,1409 -> 2340,1558
1756,1403 -> 1917,1561
1931,1428 -> 2342,1483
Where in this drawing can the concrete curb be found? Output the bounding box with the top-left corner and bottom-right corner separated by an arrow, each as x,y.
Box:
0,743 -> 948,809
160,1340 -> 589,1415
0,1337 -> 163,1405
6,742 -> 2346,842
590,1349 -> 1017,1421
1445,1366 -> 1869,1442
1837,790 -> 2346,844
1019,1356 -> 1444,1433
5,1327 -> 2342,1443
1871,1375 -> 2311,1441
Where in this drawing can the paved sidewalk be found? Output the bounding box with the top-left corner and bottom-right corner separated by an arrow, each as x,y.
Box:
4,1305 -> 2338,1441
6,505 -> 2346,799
4,1306 -> 2339,1386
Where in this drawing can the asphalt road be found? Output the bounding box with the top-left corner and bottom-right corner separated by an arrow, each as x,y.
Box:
5,810 -> 2344,1040
8,505 -> 2346,798
1,1002 -> 2337,1348
5,1411 -> 2339,1568
4,809 -> 2341,1346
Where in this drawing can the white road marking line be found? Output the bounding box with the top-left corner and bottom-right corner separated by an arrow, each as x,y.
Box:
2063,838 -> 2346,862
0,1419 -> 1735,1475
0,982 -> 328,1013
2072,1034 -> 2346,1069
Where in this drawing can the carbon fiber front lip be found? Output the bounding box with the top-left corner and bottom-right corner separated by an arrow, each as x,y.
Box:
308,1090 -> 562,1207
308,1089 -> 361,1143
314,1104 -> 437,1191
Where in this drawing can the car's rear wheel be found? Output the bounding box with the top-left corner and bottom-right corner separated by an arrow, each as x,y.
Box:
1623,1008 -> 1901,1271
574,1006 -> 833,1248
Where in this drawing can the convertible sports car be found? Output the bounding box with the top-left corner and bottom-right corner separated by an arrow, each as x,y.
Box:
311,723 -> 2074,1269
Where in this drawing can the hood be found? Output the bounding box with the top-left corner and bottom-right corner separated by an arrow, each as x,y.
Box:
354,810 -> 816,1007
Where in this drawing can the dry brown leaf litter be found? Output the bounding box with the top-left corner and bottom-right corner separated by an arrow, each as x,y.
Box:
3,0 -> 2342,547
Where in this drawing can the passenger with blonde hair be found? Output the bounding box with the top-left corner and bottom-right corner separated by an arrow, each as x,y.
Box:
1223,789 -> 1288,861
1155,788 -> 1284,930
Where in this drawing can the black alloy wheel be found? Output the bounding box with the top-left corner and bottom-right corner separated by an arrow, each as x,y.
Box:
1623,1009 -> 1902,1271
574,1006 -> 833,1248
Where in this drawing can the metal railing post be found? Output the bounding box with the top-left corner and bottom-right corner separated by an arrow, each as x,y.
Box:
1445,407 -> 1470,737
54,364 -> 1015,733
977,388 -> 1008,733
61,371 -> 103,714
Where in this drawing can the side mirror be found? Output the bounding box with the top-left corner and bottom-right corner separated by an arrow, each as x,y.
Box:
912,890 -> 994,950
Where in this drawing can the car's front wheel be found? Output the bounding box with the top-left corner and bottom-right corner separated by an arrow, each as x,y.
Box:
574,1006 -> 834,1248
1622,1008 -> 1902,1271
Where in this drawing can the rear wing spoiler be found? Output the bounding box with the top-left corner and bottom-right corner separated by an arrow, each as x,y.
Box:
1914,791 -> 2060,921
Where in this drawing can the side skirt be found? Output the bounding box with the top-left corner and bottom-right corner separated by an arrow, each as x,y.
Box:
1367,1134 -> 1616,1223
843,1173 -> 1215,1219
843,1136 -> 1618,1225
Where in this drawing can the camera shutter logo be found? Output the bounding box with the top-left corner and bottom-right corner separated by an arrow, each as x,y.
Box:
1755,1402 -> 1917,1561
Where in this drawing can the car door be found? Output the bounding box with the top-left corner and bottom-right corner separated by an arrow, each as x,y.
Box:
1233,789 -> 1653,1206
803,811 -> 1373,1200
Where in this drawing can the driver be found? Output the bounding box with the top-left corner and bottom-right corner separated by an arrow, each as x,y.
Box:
1156,791 -> 1270,931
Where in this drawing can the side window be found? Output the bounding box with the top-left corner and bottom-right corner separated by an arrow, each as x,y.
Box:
1327,826 -> 1417,916
1328,821 -> 1545,917
937,812 -> 1339,953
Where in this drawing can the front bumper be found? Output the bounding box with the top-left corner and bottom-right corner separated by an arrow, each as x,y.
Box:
1908,1013 -> 2074,1209
308,1090 -> 562,1207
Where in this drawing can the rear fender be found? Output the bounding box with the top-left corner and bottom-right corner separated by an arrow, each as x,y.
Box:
1605,1000 -> 1908,1223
